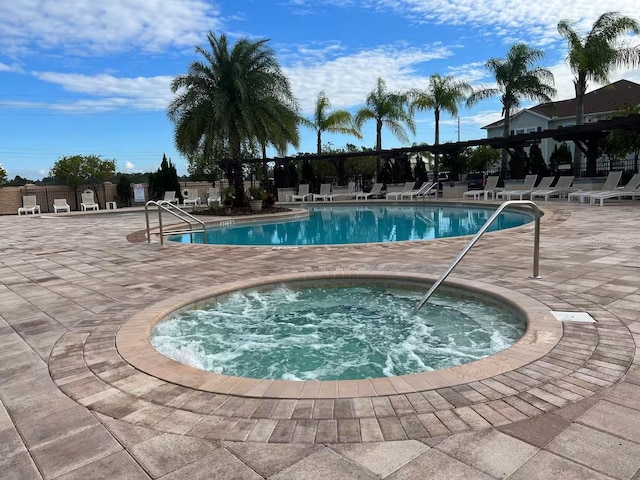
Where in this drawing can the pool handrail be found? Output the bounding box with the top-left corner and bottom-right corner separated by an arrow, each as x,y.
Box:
415,200 -> 542,311
145,200 -> 207,245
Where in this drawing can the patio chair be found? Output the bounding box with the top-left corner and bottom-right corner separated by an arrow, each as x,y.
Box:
182,188 -> 200,206
80,190 -> 99,211
53,198 -> 71,213
530,176 -> 575,201
326,182 -> 356,201
588,173 -> 640,206
312,183 -> 332,201
496,174 -> 539,200
567,171 -> 623,202
17,195 -> 41,215
162,190 -> 179,205
291,184 -> 311,202
385,182 -> 415,200
355,183 -> 383,200
400,182 -> 434,200
462,175 -> 500,200
207,187 -> 220,206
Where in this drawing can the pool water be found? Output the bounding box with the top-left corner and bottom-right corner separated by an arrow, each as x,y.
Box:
150,285 -> 525,381
171,205 -> 532,245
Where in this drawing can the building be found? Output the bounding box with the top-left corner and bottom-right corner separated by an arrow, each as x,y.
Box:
482,79 -> 640,171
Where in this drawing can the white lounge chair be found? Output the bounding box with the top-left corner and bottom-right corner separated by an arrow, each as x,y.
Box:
463,176 -> 501,201
400,182 -> 434,200
326,182 -> 356,201
355,183 -> 383,200
386,182 -> 415,200
291,184 -> 311,202
163,191 -> 179,205
312,183 -> 332,201
207,187 -> 220,206
496,174 -> 539,200
567,171 -> 623,203
588,173 -> 640,206
530,176 -> 575,201
53,198 -> 71,213
18,195 -> 41,215
182,188 -> 200,206
80,190 -> 99,211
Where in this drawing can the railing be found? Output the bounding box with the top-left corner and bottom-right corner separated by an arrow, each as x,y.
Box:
144,200 -> 207,245
415,200 -> 542,311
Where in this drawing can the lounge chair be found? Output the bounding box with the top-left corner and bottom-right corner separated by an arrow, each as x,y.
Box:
182,188 -> 200,206
291,184 -> 311,202
326,182 -> 356,201
355,183 -> 383,200
80,190 -> 99,211
385,182 -> 416,200
496,174 -> 539,200
462,176 -> 500,200
17,195 -> 41,215
312,183 -> 332,201
530,176 -> 575,201
162,191 -> 179,205
588,173 -> 640,206
400,182 -> 434,200
567,171 -> 623,202
207,187 -> 220,206
53,198 -> 71,213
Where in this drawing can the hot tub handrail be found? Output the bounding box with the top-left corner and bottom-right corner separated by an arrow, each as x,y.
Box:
415,200 -> 542,311
144,200 -> 207,245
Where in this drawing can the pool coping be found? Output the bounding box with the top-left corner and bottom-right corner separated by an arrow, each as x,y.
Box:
116,271 -> 562,399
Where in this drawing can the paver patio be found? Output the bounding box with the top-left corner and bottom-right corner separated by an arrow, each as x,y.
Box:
0,199 -> 639,479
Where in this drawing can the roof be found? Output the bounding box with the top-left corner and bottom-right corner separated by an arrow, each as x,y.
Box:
483,79 -> 640,129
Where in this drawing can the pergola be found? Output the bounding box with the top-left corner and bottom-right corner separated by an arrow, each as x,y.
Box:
249,114 -> 640,182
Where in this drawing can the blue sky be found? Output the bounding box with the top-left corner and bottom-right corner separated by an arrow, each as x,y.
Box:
1,0 -> 639,180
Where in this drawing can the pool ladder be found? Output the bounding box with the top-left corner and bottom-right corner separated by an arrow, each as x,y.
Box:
415,200 -> 542,311
144,200 -> 207,245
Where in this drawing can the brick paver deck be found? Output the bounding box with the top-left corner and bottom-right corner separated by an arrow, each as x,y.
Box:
1,200 -> 639,478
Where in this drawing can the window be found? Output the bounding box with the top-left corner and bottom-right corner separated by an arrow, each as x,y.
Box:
515,128 -> 525,135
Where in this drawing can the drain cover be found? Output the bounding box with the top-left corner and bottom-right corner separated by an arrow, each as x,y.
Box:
551,311 -> 596,323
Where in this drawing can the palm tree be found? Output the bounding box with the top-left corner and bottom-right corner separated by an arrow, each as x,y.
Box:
410,74 -> 472,182
168,32 -> 300,205
467,43 -> 556,176
558,12 -> 640,175
355,78 -> 416,180
300,91 -> 362,154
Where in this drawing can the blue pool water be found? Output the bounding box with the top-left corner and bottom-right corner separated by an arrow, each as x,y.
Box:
171,205 -> 532,246
150,285 -> 525,380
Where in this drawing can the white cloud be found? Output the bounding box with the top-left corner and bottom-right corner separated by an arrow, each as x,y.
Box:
285,42 -> 454,113
26,72 -> 174,112
0,0 -> 223,56
124,161 -> 137,171
0,62 -> 23,73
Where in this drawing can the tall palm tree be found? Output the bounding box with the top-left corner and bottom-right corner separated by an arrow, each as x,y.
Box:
300,91 -> 362,154
467,43 -> 556,176
558,12 -> 640,175
355,77 -> 416,180
410,74 -> 472,181
168,31 -> 300,205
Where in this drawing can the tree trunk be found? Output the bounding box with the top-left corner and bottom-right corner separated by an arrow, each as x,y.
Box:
376,119 -> 383,181
502,106 -> 511,178
573,76 -> 586,175
317,130 -> 322,155
434,109 -> 440,185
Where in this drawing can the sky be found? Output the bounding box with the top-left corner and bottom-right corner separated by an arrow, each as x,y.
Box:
1,0 -> 639,180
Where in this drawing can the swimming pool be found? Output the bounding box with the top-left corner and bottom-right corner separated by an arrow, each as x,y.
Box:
150,283 -> 525,381
171,204 -> 533,246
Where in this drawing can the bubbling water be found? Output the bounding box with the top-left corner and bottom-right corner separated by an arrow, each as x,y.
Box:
150,286 -> 525,381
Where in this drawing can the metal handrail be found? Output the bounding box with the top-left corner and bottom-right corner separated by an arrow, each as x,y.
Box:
144,200 -> 207,245
415,200 -> 542,311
